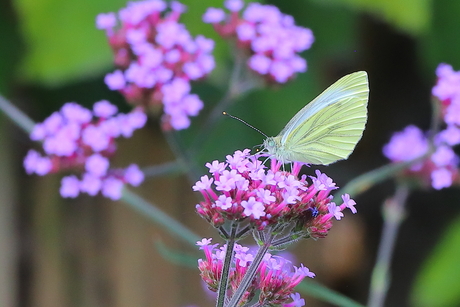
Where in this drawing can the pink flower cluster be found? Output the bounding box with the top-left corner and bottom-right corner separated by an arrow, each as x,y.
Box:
193,149 -> 357,238
97,0 -> 215,130
203,0 -> 314,83
24,101 -> 146,200
383,63 -> 460,190
197,238 -> 313,306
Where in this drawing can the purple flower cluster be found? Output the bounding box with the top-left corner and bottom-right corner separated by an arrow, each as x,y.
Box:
24,101 -> 146,200
383,63 -> 460,190
203,0 -> 314,83
197,238 -> 313,306
193,149 -> 356,238
97,0 -> 215,130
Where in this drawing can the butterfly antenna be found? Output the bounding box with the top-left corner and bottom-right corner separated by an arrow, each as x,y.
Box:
223,111 -> 269,138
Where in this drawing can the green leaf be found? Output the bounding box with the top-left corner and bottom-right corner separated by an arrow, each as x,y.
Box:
297,279 -> 365,307
411,214 -> 460,307
420,0 -> 460,73
13,0 -> 128,86
311,0 -> 432,36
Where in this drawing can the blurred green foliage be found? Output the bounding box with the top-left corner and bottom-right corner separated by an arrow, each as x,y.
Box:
411,215 -> 460,307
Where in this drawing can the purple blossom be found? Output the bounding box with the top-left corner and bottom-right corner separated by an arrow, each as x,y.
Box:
383,125 -> 429,162
206,160 -> 227,173
235,252 -> 254,268
99,1 -> 214,130
196,238 -> 213,248
164,49 -> 181,63
82,125 -> 111,152
327,203 -> 344,220
30,124 -> 47,141
215,195 -> 233,210
311,170 -> 337,191
236,23 -> 256,41
93,100 -> 118,118
24,101 -> 146,199
183,62 -> 204,80
437,125 -> 460,146
432,63 -> 460,101
171,1 -> 186,13
194,150 -> 349,238
85,154 -> 110,177
241,197 -> 266,219
270,60 -> 293,83
431,168 -> 453,190
341,194 -> 357,214
224,0 -> 244,12
444,99 -> 460,125
248,54 -> 271,74
96,12 -> 117,30
23,150 -> 52,175
202,8 -> 226,23
42,112 -> 63,134
124,164 -> 144,186
61,103 -> 92,124
193,175 -> 214,191
101,177 -> 124,200
204,2 -> 313,83
80,174 -> 102,196
431,145 -> 456,167
60,176 -> 80,198
104,70 -> 126,90
283,293 -> 305,307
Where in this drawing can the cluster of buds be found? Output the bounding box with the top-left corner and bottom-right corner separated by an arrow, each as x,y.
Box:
23,101 -> 146,200
383,63 -> 460,190
197,239 -> 314,307
96,0 -> 215,130
193,149 -> 356,239
203,0 -> 314,83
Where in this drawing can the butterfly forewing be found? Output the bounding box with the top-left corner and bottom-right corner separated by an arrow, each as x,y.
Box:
277,71 -> 369,165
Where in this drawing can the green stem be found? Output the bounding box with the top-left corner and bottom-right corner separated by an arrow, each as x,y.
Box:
142,160 -> 185,178
226,231 -> 275,307
190,48 -> 260,156
334,152 -> 430,204
367,185 -> 409,307
216,223 -> 238,307
296,280 -> 366,307
121,187 -> 201,246
0,94 -> 35,133
163,129 -> 202,182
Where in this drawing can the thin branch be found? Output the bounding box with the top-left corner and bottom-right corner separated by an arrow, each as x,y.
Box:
121,187 -> 201,246
367,185 -> 410,307
0,94 -> 35,134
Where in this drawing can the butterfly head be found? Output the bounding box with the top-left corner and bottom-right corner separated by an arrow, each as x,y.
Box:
263,136 -> 289,163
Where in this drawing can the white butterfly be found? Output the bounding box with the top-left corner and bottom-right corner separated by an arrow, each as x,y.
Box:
263,71 -> 369,165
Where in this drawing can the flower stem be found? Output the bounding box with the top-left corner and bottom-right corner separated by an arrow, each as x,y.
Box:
142,160 -> 185,178
367,185 -> 409,307
121,187 -> 201,246
334,152 -> 430,204
0,94 -> 35,134
191,48 -> 259,156
216,223 -> 238,307
226,231 -> 275,307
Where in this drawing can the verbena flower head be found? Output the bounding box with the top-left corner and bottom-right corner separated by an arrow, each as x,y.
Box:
203,1 -> 314,84
193,149 -> 356,240
197,239 -> 312,306
97,0 -> 215,130
24,101 -> 146,200
383,63 -> 460,190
